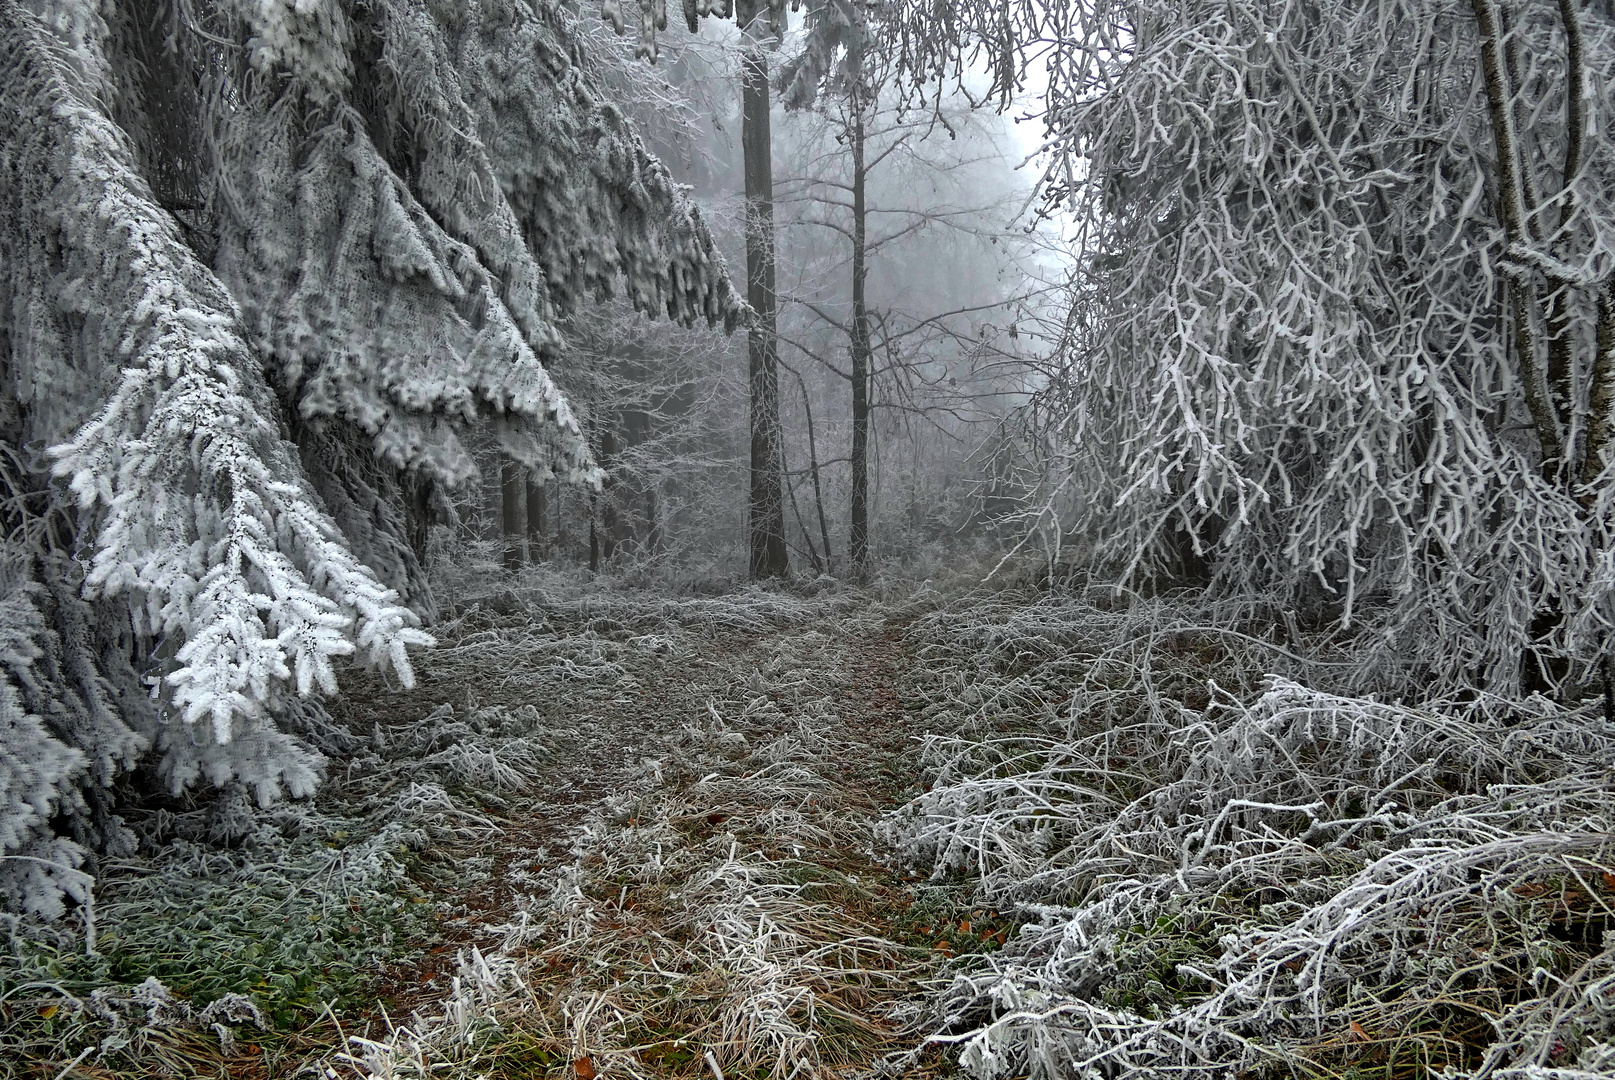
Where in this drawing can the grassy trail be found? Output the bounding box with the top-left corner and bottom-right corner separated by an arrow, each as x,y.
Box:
311,588 -> 973,1080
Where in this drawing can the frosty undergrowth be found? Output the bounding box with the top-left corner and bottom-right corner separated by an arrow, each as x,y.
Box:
310,574 -> 938,1080
4,567 -> 928,1079
887,587 -> 1615,1080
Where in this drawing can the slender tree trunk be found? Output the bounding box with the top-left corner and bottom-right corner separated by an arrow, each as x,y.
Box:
1473,0 -> 1564,473
406,473 -> 433,562
589,493 -> 600,571
645,486 -> 662,554
500,454 -> 528,570
600,427 -> 624,560
1586,288 -> 1615,485
801,379 -> 834,570
525,477 -> 547,562
849,102 -> 873,577
742,30 -> 788,579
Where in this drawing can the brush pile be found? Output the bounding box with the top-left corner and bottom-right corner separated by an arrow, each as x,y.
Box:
888,587 -> 1615,1080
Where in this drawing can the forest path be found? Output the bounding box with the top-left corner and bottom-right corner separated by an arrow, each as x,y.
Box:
327,584 -> 964,1078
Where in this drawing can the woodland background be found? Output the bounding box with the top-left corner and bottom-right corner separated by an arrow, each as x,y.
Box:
7,1 -> 1615,1079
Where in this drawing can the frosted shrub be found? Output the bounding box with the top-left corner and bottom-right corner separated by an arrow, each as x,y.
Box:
894,0 -> 1615,699
890,591 -> 1615,1079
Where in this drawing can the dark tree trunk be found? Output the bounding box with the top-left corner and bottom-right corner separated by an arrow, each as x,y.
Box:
405,472 -> 433,562
525,477 -> 547,562
742,34 -> 788,580
794,371 -> 834,571
589,494 -> 600,572
500,455 -> 528,570
599,427 -> 623,561
849,102 -> 872,577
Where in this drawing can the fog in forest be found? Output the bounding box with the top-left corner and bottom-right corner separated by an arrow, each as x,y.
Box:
6,3 -> 1615,1079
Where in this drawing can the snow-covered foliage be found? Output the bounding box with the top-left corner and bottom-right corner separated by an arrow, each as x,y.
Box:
888,589 -> 1615,1080
0,545 -> 148,920
0,0 -> 742,917
911,0 -> 1615,699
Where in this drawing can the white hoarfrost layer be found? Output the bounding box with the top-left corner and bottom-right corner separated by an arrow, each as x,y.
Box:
888,591 -> 1615,1080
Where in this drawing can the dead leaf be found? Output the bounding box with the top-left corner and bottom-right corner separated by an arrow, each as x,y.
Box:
959,919 -> 972,934
1350,1022 -> 1369,1042
37,1005 -> 57,1019
575,1056 -> 597,1079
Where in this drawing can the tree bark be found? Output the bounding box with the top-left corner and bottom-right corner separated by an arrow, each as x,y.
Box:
1473,0 -> 1565,473
406,473 -> 433,562
589,493 -> 600,572
525,476 -> 547,561
849,101 -> 872,577
801,378 -> 834,570
1585,286 -> 1615,485
645,486 -> 662,554
742,31 -> 788,579
500,454 -> 528,570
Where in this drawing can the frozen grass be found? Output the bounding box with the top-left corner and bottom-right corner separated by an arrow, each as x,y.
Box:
884,586 -> 1615,1080
317,597 -> 952,1080
2,555 -> 956,1078
0,713 -> 523,1075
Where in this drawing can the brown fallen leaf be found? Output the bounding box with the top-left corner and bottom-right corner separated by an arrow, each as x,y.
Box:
1349,1021 -> 1369,1042
575,1056 -> 597,1079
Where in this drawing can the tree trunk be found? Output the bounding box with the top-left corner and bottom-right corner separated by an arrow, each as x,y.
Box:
800,375 -> 834,570
1473,0 -> 1564,473
589,493 -> 600,572
645,486 -> 662,554
849,101 -> 872,577
525,477 -> 547,562
742,33 -> 788,579
500,454 -> 528,570
405,472 -> 433,562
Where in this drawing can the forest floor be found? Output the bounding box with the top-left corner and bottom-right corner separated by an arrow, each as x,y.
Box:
5,568 -> 985,1080
313,575 -> 977,1080
12,563 -> 1615,1080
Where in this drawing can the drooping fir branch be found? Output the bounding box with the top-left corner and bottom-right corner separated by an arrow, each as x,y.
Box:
208,0 -> 743,495
1,1 -> 430,766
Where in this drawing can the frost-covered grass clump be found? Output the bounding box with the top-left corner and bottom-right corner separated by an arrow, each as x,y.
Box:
318,590 -> 949,1080
0,657 -> 573,1074
888,587 -> 1615,1080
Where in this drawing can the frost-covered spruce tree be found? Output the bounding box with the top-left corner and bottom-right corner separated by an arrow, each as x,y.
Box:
898,0 -> 1615,699
0,0 -> 742,917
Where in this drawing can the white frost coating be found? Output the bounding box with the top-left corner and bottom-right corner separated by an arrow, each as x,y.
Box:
994,0 -> 1615,699
3,4 -> 430,778
888,592 -> 1615,1080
